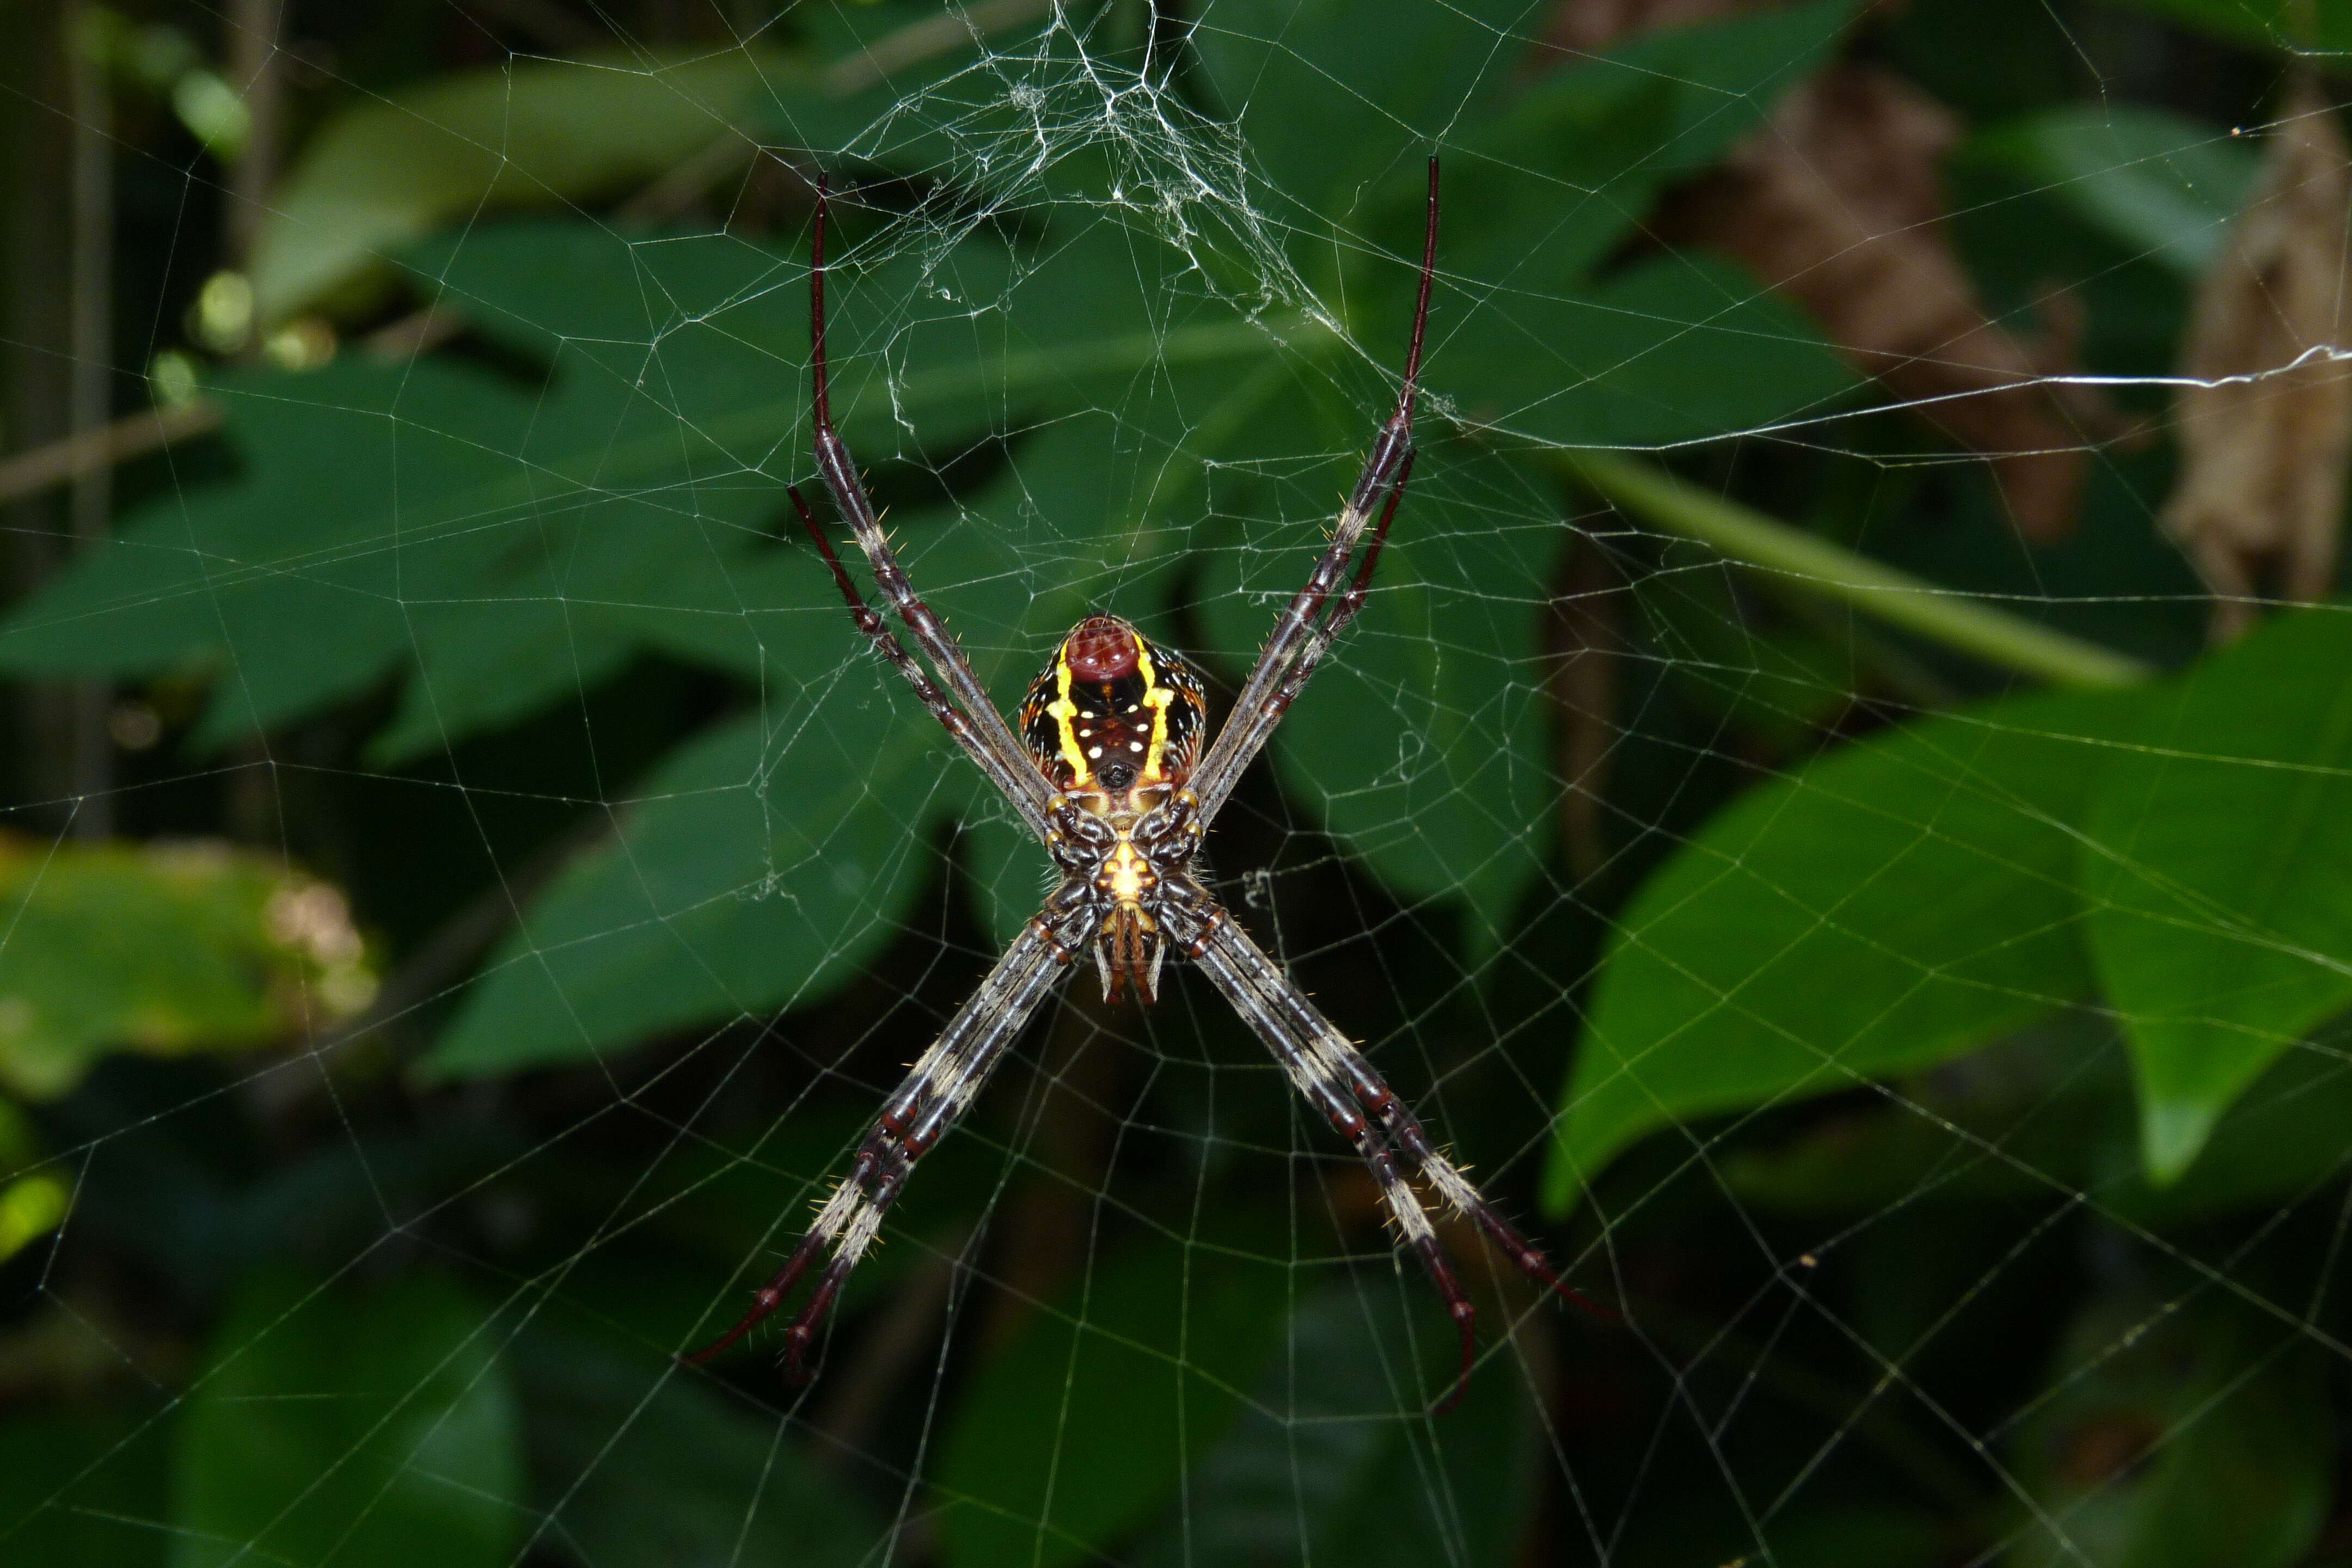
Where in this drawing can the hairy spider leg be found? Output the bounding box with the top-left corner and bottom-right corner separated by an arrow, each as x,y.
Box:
800,178 -> 1056,842
703,156 -> 1557,1407
790,485 -> 1006,771
1189,156 -> 1442,823
684,911 -> 1093,1372
1166,891 -> 1478,1411
1168,884 -> 1607,1410
1196,902 -> 1612,1318
1202,448 -> 1418,794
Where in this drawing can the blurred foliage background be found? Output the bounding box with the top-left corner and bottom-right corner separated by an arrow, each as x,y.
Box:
1,0 -> 2350,1564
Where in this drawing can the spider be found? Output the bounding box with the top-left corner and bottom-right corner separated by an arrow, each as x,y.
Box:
687,158 -> 1598,1410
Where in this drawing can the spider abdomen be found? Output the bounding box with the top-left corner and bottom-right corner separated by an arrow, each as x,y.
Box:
1019,615 -> 1205,800
1020,615 -> 1207,1003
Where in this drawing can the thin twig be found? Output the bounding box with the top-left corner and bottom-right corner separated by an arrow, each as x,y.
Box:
0,399 -> 220,511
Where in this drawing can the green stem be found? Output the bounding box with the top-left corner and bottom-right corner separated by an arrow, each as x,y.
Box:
1557,450 -> 2153,690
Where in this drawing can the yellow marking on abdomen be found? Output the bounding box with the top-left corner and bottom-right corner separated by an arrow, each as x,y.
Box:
1046,645 -> 1089,785
1134,641 -> 1173,782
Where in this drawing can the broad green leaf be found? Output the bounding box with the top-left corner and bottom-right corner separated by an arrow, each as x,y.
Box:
0,218 -> 1261,759
512,1328 -> 882,1568
0,1411 -> 170,1566
251,52 -> 822,324
1545,684 -> 2147,1212
2007,1292 -> 2333,1568
172,1269 -> 522,1568
1199,434 -> 1565,951
1191,0 -> 1539,230
1556,0 -> 1858,168
1962,106 -> 2257,278
934,1232 -> 1295,1568
423,697 -> 941,1077
2091,0 -> 2352,62
0,836 -> 372,1099
1130,1283 -> 1538,1568
2082,606 -> 2352,1182
1435,253 -> 1859,450
0,356 -> 599,746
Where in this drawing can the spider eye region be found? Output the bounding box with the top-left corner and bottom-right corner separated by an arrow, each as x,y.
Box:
1019,617 -> 1206,794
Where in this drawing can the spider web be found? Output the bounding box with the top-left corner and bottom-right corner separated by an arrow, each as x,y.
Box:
1,2 -> 2349,1567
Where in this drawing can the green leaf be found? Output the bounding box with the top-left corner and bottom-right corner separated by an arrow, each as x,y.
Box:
0,218 -> 1256,758
1961,106 -> 2257,278
1129,1282 -> 1537,1568
512,1328 -> 883,1568
1545,684 -> 2147,1212
423,695 -> 940,1077
1339,0 -> 1855,300
1436,253 -> 1859,450
250,52 -> 815,324
933,1232 -> 1294,1568
0,1098 -> 65,1263
172,1269 -> 522,1568
0,837 -> 372,1099
2116,1038 -> 2352,1225
1191,0 -> 1539,231
2007,1291 -> 2333,1568
0,356 -> 583,745
2082,606 -> 2352,1182
0,1411 -> 171,1567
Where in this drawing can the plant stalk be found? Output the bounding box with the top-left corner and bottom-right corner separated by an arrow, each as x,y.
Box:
1559,450 -> 2153,690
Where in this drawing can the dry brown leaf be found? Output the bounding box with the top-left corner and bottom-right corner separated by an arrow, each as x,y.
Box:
1546,0 -> 2111,541
2160,74 -> 2352,643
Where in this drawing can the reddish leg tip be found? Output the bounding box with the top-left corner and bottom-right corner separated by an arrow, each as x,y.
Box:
1431,1304 -> 1477,1417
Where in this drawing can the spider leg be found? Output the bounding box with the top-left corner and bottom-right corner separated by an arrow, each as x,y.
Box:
1165,883 -> 1606,1411
1164,889 -> 1475,1411
799,176 -> 1056,840
686,901 -> 1097,1375
1190,449 -> 1417,811
1189,157 -> 1440,823
792,487 -> 1052,840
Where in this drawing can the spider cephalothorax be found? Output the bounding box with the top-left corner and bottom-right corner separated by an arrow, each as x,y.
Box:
685,160 -> 1603,1411
1018,614 -> 1208,1001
